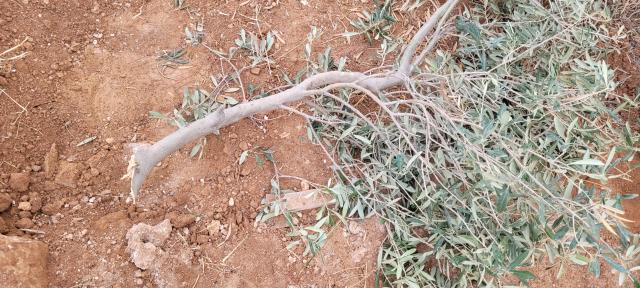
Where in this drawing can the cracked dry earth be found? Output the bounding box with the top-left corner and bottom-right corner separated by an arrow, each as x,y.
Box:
1,0 -> 640,287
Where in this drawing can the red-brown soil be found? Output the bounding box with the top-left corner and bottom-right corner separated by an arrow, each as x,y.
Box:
0,0 -> 639,287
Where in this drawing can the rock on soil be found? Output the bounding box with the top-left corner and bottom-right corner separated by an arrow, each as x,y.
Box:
44,143 -> 59,178
126,219 -> 172,270
17,202 -> 31,211
54,161 -> 80,188
0,193 -> 11,212
8,173 -> 30,192
207,220 -> 221,237
0,235 -> 49,287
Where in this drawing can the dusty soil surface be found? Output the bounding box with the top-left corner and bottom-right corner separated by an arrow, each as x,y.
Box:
0,0 -> 638,287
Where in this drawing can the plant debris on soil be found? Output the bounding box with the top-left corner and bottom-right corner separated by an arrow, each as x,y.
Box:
1,0 -> 640,287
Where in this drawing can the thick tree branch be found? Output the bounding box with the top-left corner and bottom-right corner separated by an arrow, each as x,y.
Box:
123,0 -> 460,200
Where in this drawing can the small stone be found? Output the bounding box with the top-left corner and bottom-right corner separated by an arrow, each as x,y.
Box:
9,173 -> 30,192
207,220 -> 221,237
240,166 -> 252,176
239,142 -> 249,151
235,211 -> 243,224
135,278 -> 143,285
126,220 -> 172,270
17,202 -> 31,211
31,165 -> 42,172
228,197 -> 235,207
134,270 -> 143,278
43,144 -> 59,178
0,193 -> 11,212
15,218 -> 34,229
250,67 -> 261,75
105,137 -> 115,144
28,193 -> 42,213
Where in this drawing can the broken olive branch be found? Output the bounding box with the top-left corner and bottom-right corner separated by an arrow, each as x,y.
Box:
123,0 -> 460,200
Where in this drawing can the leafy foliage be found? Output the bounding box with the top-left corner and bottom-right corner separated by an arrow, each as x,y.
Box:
233,29 -> 276,66
150,87 -> 229,158
303,0 -> 640,287
345,0 -> 396,43
158,48 -> 188,65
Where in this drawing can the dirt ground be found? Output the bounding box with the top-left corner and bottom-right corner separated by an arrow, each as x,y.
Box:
0,0 -> 639,287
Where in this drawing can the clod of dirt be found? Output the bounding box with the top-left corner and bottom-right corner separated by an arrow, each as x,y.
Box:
54,161 -> 80,188
166,212 -> 195,228
15,218 -> 34,229
126,219 -> 172,270
240,166 -> 252,176
235,211 -> 243,225
41,200 -> 64,216
93,210 -> 130,234
0,235 -> 49,287
43,143 -> 59,178
28,192 -> 42,213
207,220 -> 221,237
8,173 -> 30,192
0,193 -> 11,212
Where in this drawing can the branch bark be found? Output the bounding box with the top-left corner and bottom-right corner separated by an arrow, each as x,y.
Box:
123,0 -> 460,200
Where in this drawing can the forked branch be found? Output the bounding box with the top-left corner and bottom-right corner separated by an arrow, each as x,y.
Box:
123,0 -> 460,200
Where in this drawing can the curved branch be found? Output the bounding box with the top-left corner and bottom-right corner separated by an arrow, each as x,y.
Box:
123,0 -> 461,200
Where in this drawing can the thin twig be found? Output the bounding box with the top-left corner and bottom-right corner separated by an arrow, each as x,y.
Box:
221,235 -> 248,263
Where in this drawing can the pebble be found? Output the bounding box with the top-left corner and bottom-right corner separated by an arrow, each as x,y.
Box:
240,166 -> 252,176
31,165 -> 42,172
105,137 -> 115,144
250,67 -> 261,75
29,192 -> 42,213
17,202 -> 31,211
207,220 -> 221,237
134,270 -> 143,278
228,197 -> 235,207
